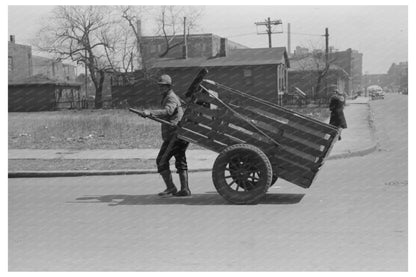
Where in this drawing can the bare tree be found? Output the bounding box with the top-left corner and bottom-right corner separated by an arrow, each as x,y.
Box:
34,6 -> 121,108
155,5 -> 204,58
292,47 -> 337,101
311,50 -> 335,97
119,5 -> 151,77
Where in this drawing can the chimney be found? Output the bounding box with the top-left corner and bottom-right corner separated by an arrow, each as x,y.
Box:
10,35 -> 15,43
219,37 -> 227,57
287,23 -> 291,56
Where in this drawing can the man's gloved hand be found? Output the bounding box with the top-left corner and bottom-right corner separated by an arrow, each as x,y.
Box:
142,110 -> 151,117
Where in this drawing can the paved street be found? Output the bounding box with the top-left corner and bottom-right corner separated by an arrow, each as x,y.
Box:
8,94 -> 408,271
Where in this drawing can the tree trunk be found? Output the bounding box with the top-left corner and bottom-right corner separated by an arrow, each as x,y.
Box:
315,73 -> 323,98
94,70 -> 105,109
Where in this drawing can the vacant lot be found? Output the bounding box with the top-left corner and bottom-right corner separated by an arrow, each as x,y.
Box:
9,109 -> 162,150
9,107 -> 330,150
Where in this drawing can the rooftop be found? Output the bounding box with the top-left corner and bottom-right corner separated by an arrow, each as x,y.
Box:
149,47 -> 289,68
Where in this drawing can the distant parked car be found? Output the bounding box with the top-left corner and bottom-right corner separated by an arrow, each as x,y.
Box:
367,85 -> 384,100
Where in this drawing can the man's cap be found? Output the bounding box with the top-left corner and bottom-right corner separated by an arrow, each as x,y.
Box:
157,74 -> 172,86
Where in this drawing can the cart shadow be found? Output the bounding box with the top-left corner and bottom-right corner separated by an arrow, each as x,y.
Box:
74,192 -> 305,206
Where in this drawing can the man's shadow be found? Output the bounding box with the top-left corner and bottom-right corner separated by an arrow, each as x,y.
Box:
74,192 -> 305,206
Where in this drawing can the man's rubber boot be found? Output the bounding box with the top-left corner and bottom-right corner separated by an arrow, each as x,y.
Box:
174,170 -> 191,197
158,170 -> 177,196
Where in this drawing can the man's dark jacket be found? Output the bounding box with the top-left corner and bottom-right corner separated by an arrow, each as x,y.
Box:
329,95 -> 347,129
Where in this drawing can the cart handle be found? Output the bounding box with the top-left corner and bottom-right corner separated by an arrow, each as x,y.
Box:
128,108 -> 176,127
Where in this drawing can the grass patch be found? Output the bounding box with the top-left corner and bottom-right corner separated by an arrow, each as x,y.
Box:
9,109 -> 163,150
9,107 -> 330,150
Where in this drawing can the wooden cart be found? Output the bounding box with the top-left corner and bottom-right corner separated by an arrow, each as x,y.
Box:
131,69 -> 339,204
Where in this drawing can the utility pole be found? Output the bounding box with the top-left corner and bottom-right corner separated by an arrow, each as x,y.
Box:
183,16 -> 188,59
287,23 -> 291,56
325,28 -> 329,68
255,17 -> 283,48
324,27 -> 329,96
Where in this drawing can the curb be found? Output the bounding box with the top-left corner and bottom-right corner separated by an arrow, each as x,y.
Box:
8,168 -> 212,178
326,143 -> 378,160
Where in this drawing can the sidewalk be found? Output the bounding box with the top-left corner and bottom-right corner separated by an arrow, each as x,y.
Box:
9,97 -> 376,177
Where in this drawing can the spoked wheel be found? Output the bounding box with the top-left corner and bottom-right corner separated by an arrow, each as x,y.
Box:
212,144 -> 273,204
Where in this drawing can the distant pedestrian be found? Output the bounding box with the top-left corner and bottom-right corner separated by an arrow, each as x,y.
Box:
329,89 -> 347,140
142,74 -> 191,197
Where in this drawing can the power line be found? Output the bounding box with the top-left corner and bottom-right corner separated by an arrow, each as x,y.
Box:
227,32 -> 258,38
286,31 -> 323,37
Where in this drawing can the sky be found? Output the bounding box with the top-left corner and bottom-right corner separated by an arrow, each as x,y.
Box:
8,5 -> 408,74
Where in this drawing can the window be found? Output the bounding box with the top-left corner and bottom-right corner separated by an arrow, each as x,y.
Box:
8,56 -> 13,71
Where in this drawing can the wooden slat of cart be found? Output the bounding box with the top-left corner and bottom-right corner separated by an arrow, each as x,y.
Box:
190,103 -> 327,159
208,82 -> 334,128
194,93 -> 333,146
180,122 -> 241,147
230,105 -> 333,145
188,94 -> 331,170
187,113 -> 321,170
214,88 -> 338,136
178,128 -> 225,153
272,149 -> 321,171
240,104 -> 334,138
186,108 -> 323,170
187,114 -> 274,150
190,103 -> 327,149
223,112 -> 326,158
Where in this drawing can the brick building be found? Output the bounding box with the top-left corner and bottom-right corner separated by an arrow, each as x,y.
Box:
330,48 -> 363,93
8,35 -> 77,83
141,33 -> 248,63
8,35 -> 32,83
32,56 -> 77,81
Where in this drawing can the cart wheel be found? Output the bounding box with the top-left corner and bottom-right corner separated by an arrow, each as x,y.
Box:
212,144 -> 273,204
